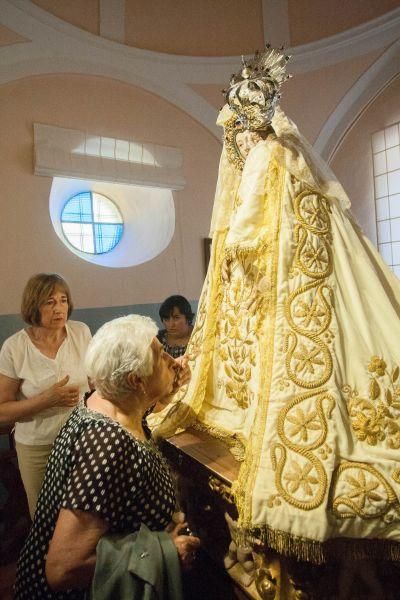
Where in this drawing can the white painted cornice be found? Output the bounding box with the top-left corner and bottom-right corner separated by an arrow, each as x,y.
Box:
1,0 -> 400,142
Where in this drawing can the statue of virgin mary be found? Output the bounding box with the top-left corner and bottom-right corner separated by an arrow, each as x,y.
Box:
151,46 -> 400,563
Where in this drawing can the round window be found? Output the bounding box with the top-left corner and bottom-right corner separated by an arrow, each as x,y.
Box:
61,192 -> 123,254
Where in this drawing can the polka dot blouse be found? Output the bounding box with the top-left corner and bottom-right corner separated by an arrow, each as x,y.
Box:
14,398 -> 176,599
157,330 -> 188,358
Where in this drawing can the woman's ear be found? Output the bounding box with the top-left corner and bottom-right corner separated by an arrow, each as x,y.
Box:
126,372 -> 143,391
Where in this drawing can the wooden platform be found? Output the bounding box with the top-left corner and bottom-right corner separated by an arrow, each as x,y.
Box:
163,428 -> 400,600
166,428 -> 240,484
163,429 -> 263,599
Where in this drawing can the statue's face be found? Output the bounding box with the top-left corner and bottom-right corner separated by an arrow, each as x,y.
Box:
235,130 -> 263,159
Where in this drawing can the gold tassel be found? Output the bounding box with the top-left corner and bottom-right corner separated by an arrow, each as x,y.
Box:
232,522 -> 400,564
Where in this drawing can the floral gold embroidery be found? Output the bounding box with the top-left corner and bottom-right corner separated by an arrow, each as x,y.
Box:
284,460 -> 319,496
293,344 -> 325,375
284,332 -> 332,389
331,462 -> 400,521
271,443 -> 327,510
215,161 -> 282,412
294,299 -> 326,329
216,253 -> 266,409
292,226 -> 331,279
368,356 -> 388,377
294,191 -> 331,235
286,281 -> 333,337
233,156 -> 285,522
286,407 -> 322,443
343,357 -> 400,448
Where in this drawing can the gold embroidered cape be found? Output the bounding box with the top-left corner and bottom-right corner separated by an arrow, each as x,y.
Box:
150,110 -> 400,563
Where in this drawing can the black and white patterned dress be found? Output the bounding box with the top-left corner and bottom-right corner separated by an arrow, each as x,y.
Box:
14,398 -> 176,599
157,330 -> 188,358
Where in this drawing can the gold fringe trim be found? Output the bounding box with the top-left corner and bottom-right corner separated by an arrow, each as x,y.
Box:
192,420 -> 246,462
232,522 -> 400,564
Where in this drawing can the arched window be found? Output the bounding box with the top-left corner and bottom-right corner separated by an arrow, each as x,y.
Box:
50,178 -> 175,268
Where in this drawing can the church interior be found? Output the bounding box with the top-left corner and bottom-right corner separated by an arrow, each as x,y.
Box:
1,1 -> 400,599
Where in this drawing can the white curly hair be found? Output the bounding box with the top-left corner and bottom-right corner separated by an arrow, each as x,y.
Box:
85,314 -> 158,401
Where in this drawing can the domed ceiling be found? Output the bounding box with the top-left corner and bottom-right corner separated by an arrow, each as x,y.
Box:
29,0 -> 400,54
1,0 -> 399,159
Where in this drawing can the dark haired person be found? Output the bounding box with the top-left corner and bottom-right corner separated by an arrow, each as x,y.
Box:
157,295 -> 194,358
0,273 -> 91,517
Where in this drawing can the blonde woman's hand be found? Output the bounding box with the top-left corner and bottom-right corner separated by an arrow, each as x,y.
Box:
168,520 -> 201,570
46,375 -> 80,408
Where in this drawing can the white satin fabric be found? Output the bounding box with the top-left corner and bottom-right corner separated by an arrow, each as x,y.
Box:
150,110 -> 400,561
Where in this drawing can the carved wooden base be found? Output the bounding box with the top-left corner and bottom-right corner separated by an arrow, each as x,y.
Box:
163,430 -> 400,600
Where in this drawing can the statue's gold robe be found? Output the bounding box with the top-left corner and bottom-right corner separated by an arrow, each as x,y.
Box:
152,109 -> 400,562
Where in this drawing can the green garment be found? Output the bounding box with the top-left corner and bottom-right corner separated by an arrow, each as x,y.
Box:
90,523 -> 183,600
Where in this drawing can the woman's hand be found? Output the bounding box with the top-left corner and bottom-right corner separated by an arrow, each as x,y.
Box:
0,373 -> 79,423
172,356 -> 191,394
45,375 -> 80,408
168,520 -> 201,570
152,357 -> 191,413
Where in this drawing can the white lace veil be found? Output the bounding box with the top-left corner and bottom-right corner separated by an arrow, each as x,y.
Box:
271,107 -> 351,212
209,105 -> 351,237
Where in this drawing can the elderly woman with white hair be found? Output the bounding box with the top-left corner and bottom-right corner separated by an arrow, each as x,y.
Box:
14,314 -> 200,600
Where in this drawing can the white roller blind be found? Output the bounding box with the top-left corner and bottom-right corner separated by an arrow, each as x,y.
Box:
34,123 -> 185,190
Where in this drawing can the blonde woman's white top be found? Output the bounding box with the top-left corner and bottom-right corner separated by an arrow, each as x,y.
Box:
0,320 -> 91,445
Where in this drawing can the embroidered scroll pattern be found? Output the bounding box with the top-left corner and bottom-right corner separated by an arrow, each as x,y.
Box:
271,186 -> 335,510
343,358 -> 400,449
331,462 -> 400,523
285,191 -> 334,389
269,389 -> 335,510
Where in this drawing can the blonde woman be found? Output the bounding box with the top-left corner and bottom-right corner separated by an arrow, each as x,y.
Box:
0,273 -> 91,517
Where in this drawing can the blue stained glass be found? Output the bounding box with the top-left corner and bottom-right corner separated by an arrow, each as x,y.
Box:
61,192 -> 124,255
61,192 -> 93,223
94,223 -> 123,254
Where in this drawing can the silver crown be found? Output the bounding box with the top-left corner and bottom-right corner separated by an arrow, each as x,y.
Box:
224,44 -> 291,130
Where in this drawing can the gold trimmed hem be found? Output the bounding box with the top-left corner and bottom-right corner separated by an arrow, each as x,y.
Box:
235,522 -> 400,564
